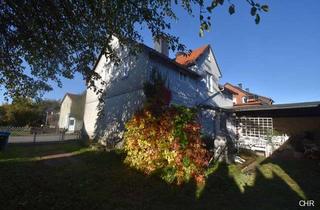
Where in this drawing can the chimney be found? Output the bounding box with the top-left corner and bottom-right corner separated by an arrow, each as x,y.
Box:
238,83 -> 243,89
154,36 -> 169,57
245,88 -> 250,92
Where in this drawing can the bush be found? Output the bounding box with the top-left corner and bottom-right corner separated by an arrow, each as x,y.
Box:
124,69 -> 210,185
124,105 -> 210,185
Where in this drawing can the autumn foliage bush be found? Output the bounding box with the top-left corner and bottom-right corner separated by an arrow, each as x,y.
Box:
124,70 -> 210,185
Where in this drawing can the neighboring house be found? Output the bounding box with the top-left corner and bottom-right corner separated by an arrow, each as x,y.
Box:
224,83 -> 273,106
45,108 -> 59,128
58,92 -> 86,133
83,37 -> 232,145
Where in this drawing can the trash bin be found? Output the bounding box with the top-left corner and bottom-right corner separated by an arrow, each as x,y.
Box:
0,132 -> 10,151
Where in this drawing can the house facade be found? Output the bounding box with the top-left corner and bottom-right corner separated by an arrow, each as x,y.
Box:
58,92 -> 86,133
224,83 -> 273,106
83,37 -> 232,145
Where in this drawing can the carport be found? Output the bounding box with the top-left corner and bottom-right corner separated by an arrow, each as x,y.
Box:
230,101 -> 320,156
233,101 -> 320,136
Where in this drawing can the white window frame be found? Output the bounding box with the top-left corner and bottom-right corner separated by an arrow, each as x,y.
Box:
206,73 -> 214,92
242,96 -> 248,103
232,97 -> 237,104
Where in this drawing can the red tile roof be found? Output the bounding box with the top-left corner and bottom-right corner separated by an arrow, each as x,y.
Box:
175,45 -> 209,66
224,83 -> 274,105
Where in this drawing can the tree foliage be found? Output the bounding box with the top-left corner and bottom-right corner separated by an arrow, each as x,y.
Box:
124,74 -> 210,185
0,0 -> 268,99
0,98 -> 60,126
124,105 -> 210,185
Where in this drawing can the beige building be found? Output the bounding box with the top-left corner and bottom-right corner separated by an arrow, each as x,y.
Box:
58,92 -> 86,133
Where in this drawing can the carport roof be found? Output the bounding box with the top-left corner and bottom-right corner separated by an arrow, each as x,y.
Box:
233,101 -> 320,112
233,101 -> 320,117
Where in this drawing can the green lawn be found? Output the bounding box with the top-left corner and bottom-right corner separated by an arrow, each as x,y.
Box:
0,142 -> 319,210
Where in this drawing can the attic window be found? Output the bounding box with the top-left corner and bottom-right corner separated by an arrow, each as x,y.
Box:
242,96 -> 248,103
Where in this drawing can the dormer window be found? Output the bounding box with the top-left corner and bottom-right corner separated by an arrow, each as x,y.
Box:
242,96 -> 248,103
233,97 -> 237,104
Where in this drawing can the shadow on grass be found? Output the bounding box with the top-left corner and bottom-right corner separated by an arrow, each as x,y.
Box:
0,141 -> 85,161
0,143 -> 319,210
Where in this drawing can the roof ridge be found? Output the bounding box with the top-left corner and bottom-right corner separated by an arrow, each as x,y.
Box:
224,83 -> 273,101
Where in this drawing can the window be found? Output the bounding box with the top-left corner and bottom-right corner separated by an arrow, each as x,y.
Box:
233,97 -> 237,104
242,96 -> 248,103
69,119 -> 75,126
206,73 -> 214,92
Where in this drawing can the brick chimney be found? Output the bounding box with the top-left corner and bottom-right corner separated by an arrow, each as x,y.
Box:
154,36 -> 169,57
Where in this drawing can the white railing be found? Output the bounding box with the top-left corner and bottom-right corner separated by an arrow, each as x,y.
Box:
237,135 -> 289,157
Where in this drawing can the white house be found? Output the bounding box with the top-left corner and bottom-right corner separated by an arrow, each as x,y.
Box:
58,92 -> 86,133
83,37 -> 232,146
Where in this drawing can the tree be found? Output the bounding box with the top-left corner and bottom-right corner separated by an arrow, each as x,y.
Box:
0,98 -> 60,126
37,99 -> 60,114
0,98 -> 42,126
0,0 -> 268,99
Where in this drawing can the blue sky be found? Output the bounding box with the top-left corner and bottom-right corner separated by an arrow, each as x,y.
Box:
2,0 -> 320,104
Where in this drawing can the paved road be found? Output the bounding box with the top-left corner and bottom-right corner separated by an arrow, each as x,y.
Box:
9,134 -> 79,143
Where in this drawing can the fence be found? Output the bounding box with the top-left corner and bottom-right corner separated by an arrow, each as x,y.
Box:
0,126 -> 81,143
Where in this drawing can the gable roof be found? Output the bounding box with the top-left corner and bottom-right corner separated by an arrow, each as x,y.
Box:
175,45 -> 209,66
91,41 -> 221,80
61,92 -> 85,105
224,83 -> 274,103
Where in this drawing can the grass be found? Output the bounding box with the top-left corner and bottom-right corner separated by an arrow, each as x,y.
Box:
0,142 -> 319,210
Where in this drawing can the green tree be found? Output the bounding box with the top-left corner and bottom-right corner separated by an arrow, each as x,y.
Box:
0,0 -> 268,99
0,98 -> 41,126
0,104 -> 9,125
0,98 -> 60,126
37,99 -> 60,114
